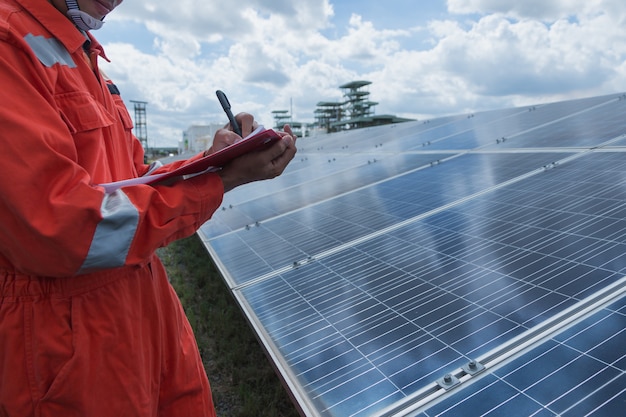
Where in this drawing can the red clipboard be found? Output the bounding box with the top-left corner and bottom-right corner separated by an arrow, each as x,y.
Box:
159,127 -> 280,179
99,127 -> 281,193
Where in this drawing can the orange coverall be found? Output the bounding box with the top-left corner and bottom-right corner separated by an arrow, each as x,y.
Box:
0,0 -> 219,415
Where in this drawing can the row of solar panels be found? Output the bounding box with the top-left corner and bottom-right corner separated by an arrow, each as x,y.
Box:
198,92 -> 626,416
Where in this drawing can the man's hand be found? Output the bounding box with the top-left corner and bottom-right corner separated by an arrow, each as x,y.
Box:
217,124 -> 297,192
206,112 -> 258,155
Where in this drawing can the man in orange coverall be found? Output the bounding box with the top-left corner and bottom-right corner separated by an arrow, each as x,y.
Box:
0,0 -> 297,416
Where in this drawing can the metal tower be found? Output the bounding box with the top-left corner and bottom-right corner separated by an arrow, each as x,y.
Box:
130,100 -> 148,154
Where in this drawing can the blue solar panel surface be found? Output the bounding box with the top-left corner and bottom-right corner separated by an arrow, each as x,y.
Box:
197,93 -> 626,416
417,294 -> 626,417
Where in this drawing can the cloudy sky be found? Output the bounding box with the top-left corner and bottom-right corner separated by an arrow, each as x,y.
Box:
96,0 -> 626,148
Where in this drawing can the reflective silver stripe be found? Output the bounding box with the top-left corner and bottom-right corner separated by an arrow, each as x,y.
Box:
23,33 -> 76,68
79,190 -> 139,273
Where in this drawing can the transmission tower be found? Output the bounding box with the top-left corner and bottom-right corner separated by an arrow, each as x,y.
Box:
130,100 -> 148,158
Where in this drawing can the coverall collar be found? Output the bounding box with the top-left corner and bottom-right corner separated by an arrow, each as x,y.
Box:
15,0 -> 107,60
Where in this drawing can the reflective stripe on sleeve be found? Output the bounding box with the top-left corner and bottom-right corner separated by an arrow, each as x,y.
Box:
78,189 -> 139,274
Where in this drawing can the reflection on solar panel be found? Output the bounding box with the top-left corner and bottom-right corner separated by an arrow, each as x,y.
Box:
198,93 -> 626,416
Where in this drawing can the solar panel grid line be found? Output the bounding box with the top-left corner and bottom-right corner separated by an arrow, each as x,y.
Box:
278,323 -> 401,414
324,383 -> 396,417
275,315 -> 328,346
226,152 -> 586,292
257,314 -> 330,354
421,103 -> 587,151
314,363 -> 382,400
343,315 -> 415,356
226,288 -> 322,417
310,237 -> 524,380
400,215 -> 595,298
377,278 -> 626,417
467,148 -> 584,154
286,330 -> 356,366
245,152 -> 564,250
203,153 -> 450,242
244,244 -> 498,412
551,370 -> 620,416
442,231 -> 616,307
290,341 -> 360,380
394,272 -> 616,394
352,115 -> 481,152
311,290 -> 372,322
557,315 -> 626,372
406,109 -> 532,150
440,196 -> 619,256
288,335 -> 348,372
365,329 -> 437,372
310,365 -> 389,403
431,96 -> 624,150
568,375 -> 626,416
489,289 -> 574,330
495,340 -> 622,415
292,340 -> 360,384
351,240 -> 553,336
561,374 -> 626,417
428,97 -> 625,152
384,347 -> 457,392
492,112 -> 626,152
256,297 -> 319,336
412,299 -> 626,417
206,114 -> 624,240
478,276 -> 626,370
424,112 -> 542,150
302,359 -> 379,402
358,322 -> 424,362
516,340 -> 626,414
304,121 -> 432,152
421,370 -> 546,417
249,270 -> 394,370
400,223 -> 604,298
528,223 -> 614,263
250,292 -> 311,330
244,234 -> 596,412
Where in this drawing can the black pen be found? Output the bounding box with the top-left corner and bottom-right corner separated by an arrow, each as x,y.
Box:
216,90 -> 242,137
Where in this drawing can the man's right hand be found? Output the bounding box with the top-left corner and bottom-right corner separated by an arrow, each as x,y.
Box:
217,125 -> 297,192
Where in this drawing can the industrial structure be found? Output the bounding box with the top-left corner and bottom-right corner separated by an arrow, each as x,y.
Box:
314,80 -> 413,132
271,110 -> 307,138
130,100 -> 149,160
168,80 -> 412,155
272,81 -> 413,137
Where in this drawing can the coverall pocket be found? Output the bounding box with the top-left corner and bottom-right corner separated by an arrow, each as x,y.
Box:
110,93 -> 134,131
54,91 -> 116,133
25,296 -> 81,404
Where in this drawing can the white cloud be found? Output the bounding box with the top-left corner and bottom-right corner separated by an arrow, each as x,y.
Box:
112,0 -> 334,42
97,0 -> 626,147
446,0 -> 626,21
369,2 -> 626,117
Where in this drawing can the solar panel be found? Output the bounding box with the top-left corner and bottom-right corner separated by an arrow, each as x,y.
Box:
197,92 -> 626,416
412,288 -> 626,417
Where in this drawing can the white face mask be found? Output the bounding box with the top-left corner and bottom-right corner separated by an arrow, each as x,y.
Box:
65,0 -> 104,31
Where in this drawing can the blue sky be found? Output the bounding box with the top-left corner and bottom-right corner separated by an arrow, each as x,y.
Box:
95,0 -> 626,148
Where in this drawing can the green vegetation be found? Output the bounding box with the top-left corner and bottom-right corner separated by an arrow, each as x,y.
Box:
157,234 -> 300,417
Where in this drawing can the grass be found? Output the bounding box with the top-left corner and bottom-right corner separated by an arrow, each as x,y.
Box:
157,234 -> 301,417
